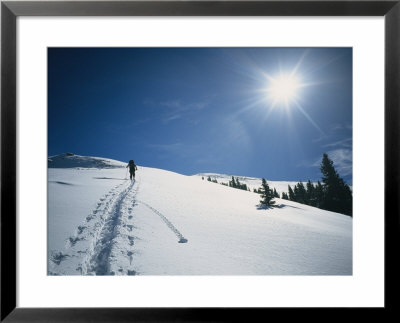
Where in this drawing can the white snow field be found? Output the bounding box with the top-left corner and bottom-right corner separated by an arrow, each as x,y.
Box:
48,154 -> 352,276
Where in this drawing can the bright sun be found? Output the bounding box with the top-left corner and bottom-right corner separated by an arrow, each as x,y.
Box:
267,74 -> 300,105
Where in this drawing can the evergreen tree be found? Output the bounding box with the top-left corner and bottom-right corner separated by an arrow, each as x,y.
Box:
229,176 -> 236,188
288,185 -> 296,201
306,180 -> 315,206
259,178 -> 276,207
295,182 -> 307,204
273,188 -> 280,198
314,181 -> 324,208
320,153 -> 352,216
281,192 -> 289,200
227,176 -> 248,191
207,176 -> 211,182
340,181 -> 353,216
293,184 -> 302,203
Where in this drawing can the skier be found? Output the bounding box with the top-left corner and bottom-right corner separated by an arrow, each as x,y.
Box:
126,160 -> 138,180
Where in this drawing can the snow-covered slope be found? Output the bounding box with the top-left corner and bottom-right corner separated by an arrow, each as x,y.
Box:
48,153 -> 126,169
48,156 -> 352,276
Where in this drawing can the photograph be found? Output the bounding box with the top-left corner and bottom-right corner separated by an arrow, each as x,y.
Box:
47,47 -> 353,276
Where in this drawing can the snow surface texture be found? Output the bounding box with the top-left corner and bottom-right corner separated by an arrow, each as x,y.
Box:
48,154 -> 352,275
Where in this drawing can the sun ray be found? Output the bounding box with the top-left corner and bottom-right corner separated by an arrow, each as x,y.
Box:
225,49 -> 330,139
290,49 -> 309,77
292,100 -> 326,137
258,51 -> 329,137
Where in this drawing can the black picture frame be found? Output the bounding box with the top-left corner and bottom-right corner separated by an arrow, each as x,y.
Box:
1,1 -> 399,321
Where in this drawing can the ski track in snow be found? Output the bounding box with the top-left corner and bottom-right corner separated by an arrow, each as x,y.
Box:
49,177 -> 141,276
84,179 -> 139,275
137,200 -> 188,244
48,172 -> 189,275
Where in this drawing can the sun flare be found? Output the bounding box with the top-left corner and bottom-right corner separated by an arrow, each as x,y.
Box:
267,74 -> 300,105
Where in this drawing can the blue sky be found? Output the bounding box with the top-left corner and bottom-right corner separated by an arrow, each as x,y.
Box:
48,48 -> 352,183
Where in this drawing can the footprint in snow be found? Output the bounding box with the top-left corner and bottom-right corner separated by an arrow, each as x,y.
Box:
68,236 -> 85,247
86,215 -> 95,222
127,251 -> 134,265
77,225 -> 87,235
51,251 -> 70,265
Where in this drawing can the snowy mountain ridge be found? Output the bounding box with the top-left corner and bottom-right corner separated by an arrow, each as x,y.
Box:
194,173 -> 309,195
48,153 -> 302,194
48,153 -> 126,169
